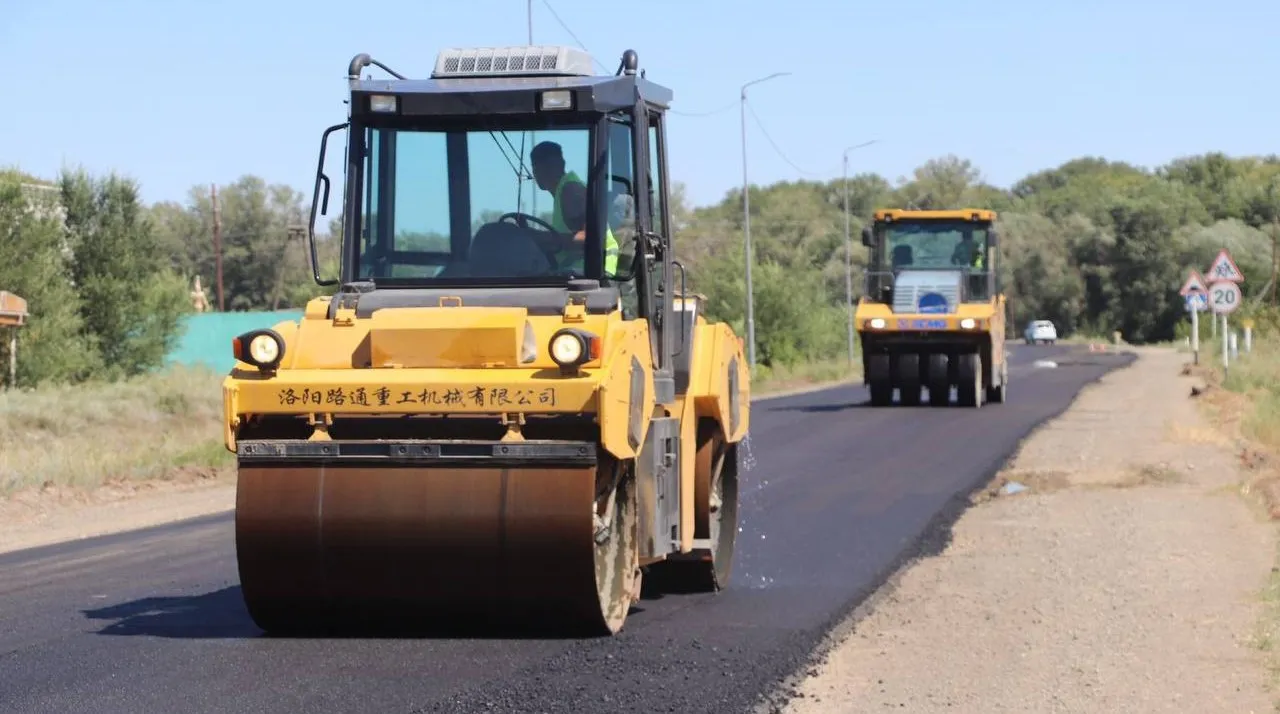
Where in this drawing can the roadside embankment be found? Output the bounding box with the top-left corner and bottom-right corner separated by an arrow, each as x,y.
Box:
776,346 -> 1278,712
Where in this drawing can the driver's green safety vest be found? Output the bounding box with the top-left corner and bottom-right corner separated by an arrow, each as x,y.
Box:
551,171 -> 619,275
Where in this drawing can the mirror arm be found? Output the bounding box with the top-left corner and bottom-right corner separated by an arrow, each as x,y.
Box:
309,122 -> 348,287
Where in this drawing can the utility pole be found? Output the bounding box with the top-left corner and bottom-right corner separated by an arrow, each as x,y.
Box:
271,225 -> 306,311
527,0 -> 533,43
211,183 -> 225,312
739,71 -> 790,370
841,140 -> 879,368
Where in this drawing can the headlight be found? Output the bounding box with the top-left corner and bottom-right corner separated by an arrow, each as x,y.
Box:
960,318 -> 976,329
249,334 -> 280,363
233,328 -> 285,371
548,328 -> 599,372
550,332 -> 584,364
868,318 -> 886,329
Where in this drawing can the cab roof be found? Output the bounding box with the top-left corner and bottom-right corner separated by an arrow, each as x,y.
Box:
347,45 -> 673,117
873,208 -> 998,222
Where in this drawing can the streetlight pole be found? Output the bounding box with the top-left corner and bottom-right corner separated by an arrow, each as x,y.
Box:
740,71 -> 791,370
842,139 -> 879,367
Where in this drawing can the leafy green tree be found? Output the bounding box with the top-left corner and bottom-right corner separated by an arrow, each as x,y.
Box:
0,176 -> 99,387
59,169 -> 188,378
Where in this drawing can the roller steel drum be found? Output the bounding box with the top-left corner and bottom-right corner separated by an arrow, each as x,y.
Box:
234,457 -> 639,636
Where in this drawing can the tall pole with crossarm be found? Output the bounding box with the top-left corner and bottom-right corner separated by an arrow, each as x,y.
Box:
740,71 -> 791,370
842,140 -> 880,366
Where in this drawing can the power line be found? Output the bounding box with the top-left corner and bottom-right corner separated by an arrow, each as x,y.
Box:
538,0 -> 611,73
535,1 -> 752,119
670,101 -> 738,118
744,99 -> 832,178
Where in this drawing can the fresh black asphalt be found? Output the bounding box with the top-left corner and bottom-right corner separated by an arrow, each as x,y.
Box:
0,344 -> 1135,714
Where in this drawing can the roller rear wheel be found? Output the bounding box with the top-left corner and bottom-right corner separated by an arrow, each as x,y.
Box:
649,424 -> 739,593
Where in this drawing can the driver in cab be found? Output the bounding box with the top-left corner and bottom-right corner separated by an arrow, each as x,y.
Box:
530,141 -> 619,276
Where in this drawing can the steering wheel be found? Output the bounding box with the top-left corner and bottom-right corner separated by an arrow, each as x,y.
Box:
497,211 -> 574,271
498,212 -> 557,233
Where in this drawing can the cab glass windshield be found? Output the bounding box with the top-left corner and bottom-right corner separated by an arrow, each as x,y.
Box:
881,220 -> 989,271
356,119 -> 605,283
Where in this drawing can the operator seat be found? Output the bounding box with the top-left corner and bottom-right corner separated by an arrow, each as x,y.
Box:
891,244 -> 913,269
469,221 -> 552,278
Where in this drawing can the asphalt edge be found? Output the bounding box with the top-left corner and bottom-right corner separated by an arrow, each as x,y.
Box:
749,347 -> 1141,714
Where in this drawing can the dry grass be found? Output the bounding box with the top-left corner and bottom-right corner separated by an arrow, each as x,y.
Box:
0,366 -> 229,496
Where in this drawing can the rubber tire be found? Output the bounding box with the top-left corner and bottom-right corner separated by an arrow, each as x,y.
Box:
867,354 -> 892,406
956,352 -> 983,408
897,353 -> 922,406
986,358 -> 1007,404
926,354 -> 950,407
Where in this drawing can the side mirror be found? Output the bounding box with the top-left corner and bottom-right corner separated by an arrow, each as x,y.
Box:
860,225 -> 875,248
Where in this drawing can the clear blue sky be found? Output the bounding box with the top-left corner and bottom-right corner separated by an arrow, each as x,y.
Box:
2,0 -> 1277,211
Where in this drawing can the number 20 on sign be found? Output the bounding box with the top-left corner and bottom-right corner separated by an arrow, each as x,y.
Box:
1210,280 -> 1241,315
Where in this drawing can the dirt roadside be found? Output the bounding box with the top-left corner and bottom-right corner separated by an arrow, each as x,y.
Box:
778,346 -> 1279,713
0,378 -> 857,556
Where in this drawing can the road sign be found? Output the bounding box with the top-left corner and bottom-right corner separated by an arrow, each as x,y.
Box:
1207,249 -> 1244,283
1185,292 -> 1207,312
1179,269 -> 1208,296
1209,280 -> 1242,314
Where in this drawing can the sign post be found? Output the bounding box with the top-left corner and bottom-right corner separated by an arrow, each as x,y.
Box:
1244,317 -> 1254,353
1206,249 -> 1244,379
0,291 -> 29,389
1180,269 -> 1208,365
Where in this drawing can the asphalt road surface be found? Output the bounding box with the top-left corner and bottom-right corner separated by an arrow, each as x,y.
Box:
0,344 -> 1134,714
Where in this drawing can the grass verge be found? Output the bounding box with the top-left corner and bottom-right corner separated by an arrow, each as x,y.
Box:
0,365 -> 230,497
751,357 -> 860,395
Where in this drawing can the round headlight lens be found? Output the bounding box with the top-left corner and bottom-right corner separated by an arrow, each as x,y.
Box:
550,333 -> 584,364
248,334 -> 280,364
869,318 -> 886,329
960,318 -> 976,329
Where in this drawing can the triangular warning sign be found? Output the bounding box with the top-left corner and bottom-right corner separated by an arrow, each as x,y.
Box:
1206,249 -> 1244,283
1179,269 -> 1207,296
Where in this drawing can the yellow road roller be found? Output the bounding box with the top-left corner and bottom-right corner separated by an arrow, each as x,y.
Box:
855,208 -> 1008,407
221,46 -> 749,636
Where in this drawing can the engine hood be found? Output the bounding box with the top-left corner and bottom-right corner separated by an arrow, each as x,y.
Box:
892,270 -> 964,314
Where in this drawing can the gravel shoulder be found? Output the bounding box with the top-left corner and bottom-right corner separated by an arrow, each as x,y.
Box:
780,346 -> 1278,713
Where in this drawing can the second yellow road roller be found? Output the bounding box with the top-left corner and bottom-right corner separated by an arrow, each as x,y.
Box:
854,208 -> 1009,407
221,45 -> 750,636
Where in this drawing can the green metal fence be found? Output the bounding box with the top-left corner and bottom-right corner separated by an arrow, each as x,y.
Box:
165,310 -> 303,374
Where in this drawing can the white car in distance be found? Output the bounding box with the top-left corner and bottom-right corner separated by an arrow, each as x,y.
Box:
1024,319 -> 1058,345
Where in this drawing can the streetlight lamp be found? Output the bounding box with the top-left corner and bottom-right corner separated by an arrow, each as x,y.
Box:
842,139 -> 880,367
740,71 -> 791,370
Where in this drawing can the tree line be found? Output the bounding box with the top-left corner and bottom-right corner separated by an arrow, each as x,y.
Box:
2,151 -> 1277,387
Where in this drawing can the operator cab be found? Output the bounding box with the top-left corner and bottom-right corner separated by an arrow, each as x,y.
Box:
304,46 -> 676,324
860,209 -> 999,313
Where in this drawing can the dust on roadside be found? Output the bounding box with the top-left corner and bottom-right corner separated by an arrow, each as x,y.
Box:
779,346 -> 1278,713
0,467 -> 234,555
